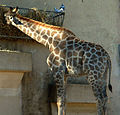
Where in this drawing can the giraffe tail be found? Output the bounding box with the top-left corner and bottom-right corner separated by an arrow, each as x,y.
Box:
107,58 -> 112,92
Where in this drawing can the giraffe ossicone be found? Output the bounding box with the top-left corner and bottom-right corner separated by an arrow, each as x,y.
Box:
4,7 -> 112,115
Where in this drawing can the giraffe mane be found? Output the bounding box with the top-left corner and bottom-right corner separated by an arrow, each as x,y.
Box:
16,14 -> 76,36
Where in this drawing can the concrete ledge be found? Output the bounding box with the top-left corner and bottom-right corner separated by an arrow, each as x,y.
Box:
0,51 -> 32,88
0,51 -> 32,72
51,103 -> 97,115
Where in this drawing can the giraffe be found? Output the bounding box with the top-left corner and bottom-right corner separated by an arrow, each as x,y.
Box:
4,7 -> 112,115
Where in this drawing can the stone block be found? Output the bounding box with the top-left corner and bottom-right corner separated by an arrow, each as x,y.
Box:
0,51 -> 32,72
0,72 -> 24,88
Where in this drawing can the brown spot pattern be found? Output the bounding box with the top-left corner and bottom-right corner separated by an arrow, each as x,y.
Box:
99,57 -> 103,63
47,30 -> 50,36
41,30 -> 45,35
42,35 -> 48,40
75,38 -> 80,42
67,51 -> 72,57
23,28 -> 26,33
60,49 -> 66,58
34,33 -> 37,37
54,60 -> 60,66
67,40 -> 73,45
49,53 -> 54,61
91,54 -> 97,59
54,47 -> 60,54
51,31 -> 57,36
62,33 -> 68,39
67,45 -> 73,50
66,37 -> 74,41
29,33 -> 32,37
86,47 -> 90,51
86,53 -> 91,57
27,23 -> 32,27
88,43 -> 95,48
54,34 -> 60,40
95,65 -> 99,71
73,58 -> 77,66
53,40 -> 59,47
73,51 -> 78,56
54,56 -> 59,60
48,37 -> 52,44
31,28 -> 35,32
59,41 -> 66,49
96,52 -> 101,56
79,51 -> 84,57
32,25 -> 36,29
91,48 -> 96,53
96,45 -> 101,50
37,36 -> 41,41
36,30 -> 40,34
89,64 -> 94,70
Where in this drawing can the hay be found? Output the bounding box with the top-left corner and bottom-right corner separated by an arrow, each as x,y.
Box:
0,7 -> 28,38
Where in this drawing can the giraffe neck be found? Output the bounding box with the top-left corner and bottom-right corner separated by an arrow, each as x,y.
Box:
12,14 -> 75,51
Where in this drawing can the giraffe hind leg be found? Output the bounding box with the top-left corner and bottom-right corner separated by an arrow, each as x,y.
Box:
87,75 -> 108,115
97,88 -> 108,115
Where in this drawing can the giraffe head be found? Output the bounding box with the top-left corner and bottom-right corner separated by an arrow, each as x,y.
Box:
4,7 -> 22,25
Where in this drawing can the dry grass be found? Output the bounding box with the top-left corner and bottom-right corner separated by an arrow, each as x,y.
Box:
0,7 -> 27,37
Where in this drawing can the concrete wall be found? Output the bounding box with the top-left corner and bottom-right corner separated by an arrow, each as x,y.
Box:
0,93 -> 21,115
0,51 -> 32,115
0,0 -> 120,115
0,39 -> 50,115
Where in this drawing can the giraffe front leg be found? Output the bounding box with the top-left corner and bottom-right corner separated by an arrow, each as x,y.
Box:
54,71 -> 66,115
56,84 -> 66,115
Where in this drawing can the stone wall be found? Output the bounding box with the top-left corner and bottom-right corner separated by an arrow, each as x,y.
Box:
0,38 -> 50,115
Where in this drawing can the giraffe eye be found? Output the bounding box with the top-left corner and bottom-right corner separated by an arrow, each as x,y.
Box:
9,16 -> 13,20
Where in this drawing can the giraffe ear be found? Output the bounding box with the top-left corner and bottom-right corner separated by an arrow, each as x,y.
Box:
9,7 -> 18,13
12,6 -> 19,13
